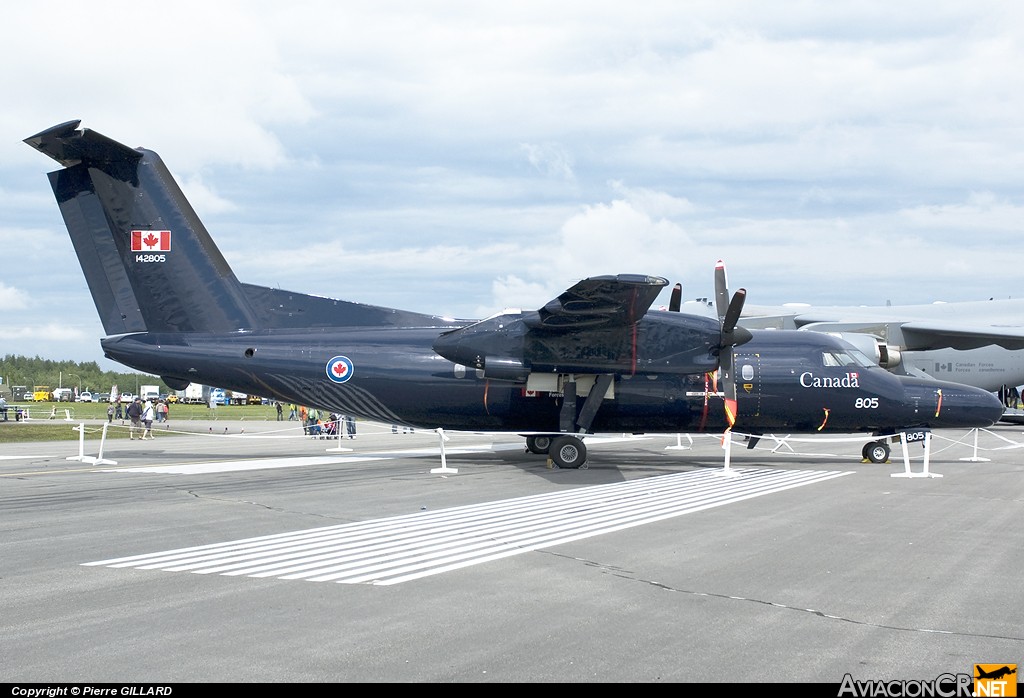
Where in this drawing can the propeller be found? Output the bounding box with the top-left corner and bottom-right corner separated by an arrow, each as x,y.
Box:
713,260 -> 753,427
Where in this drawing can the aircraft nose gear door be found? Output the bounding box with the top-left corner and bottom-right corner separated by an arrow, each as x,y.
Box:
551,373 -> 614,469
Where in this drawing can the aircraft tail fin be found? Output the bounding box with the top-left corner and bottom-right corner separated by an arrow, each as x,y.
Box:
25,120 -> 261,334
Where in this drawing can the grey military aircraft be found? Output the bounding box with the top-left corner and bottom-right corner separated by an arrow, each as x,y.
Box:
677,285 -> 1024,394
25,120 -> 1004,468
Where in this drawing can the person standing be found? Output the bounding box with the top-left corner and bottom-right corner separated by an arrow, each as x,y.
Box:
141,400 -> 155,439
126,398 -> 143,439
106,402 -> 114,423
275,401 -> 283,421
345,414 -> 356,439
0,395 -> 8,422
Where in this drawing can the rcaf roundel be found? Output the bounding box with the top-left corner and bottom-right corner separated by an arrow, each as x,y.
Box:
326,356 -> 354,383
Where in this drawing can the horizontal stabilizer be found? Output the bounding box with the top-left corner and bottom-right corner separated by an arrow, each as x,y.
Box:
25,120 -> 143,168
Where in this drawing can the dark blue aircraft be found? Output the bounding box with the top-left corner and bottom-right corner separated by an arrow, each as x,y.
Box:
24,121 -> 1004,468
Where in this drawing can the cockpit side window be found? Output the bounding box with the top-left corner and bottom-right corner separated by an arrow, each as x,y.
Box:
821,349 -> 876,368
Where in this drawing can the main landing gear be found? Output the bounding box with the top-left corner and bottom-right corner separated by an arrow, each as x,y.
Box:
525,434 -> 588,469
862,439 -> 891,464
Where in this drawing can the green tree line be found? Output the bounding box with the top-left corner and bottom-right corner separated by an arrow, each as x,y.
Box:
0,354 -> 167,400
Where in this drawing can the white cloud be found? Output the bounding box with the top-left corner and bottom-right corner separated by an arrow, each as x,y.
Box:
0,281 -> 30,309
521,143 -> 575,180
7,1 -> 1024,365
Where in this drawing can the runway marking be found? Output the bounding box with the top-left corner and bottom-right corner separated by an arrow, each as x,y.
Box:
86,467 -> 852,585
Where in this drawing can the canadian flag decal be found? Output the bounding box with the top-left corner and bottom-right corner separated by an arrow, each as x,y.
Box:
131,230 -> 171,252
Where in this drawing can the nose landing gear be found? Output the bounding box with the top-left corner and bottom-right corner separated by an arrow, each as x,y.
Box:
862,439 -> 891,464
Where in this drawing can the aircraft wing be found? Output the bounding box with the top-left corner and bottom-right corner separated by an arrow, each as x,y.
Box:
432,275 -> 680,377
524,274 -> 668,329
741,307 -> 1024,351
897,321 -> 1024,351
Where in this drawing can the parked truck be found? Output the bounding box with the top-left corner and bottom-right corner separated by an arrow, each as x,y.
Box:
182,383 -> 206,403
140,384 -> 161,402
52,388 -> 74,402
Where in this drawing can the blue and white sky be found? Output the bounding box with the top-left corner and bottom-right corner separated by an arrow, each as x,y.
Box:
3,2 -> 1024,370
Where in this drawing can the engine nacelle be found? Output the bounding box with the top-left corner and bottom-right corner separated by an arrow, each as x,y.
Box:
481,357 -> 530,382
827,332 -> 902,369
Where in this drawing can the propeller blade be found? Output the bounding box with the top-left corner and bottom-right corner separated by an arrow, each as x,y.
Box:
714,260 -> 730,323
723,288 -> 746,336
719,339 -> 739,427
668,283 -> 682,312
712,261 -> 753,429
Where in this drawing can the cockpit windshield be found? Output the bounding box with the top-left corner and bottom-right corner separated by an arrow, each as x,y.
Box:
820,348 -> 877,369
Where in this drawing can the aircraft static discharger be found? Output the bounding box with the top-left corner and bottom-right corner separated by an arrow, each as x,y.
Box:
24,121 -> 1004,468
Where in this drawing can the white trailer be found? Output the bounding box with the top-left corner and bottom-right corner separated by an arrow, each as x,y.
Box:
183,383 -> 206,403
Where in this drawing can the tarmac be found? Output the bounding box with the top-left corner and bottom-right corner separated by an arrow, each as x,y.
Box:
1,419 -> 1023,683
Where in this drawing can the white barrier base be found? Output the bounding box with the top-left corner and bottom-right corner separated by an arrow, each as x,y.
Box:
891,431 -> 941,479
66,423 -> 117,465
958,428 -> 990,462
665,433 -> 693,451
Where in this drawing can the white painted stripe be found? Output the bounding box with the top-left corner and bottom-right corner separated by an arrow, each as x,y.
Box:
86,468 -> 851,584
100,436 -> 647,474
99,442 -> 529,474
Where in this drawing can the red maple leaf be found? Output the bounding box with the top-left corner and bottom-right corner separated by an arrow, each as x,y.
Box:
142,233 -> 160,248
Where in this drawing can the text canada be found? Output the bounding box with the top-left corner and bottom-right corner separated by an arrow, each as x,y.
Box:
800,371 -> 861,388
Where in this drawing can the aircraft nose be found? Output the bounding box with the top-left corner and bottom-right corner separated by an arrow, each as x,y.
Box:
925,381 -> 1005,428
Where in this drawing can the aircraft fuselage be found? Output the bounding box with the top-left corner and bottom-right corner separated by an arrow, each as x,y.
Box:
100,322 -> 1002,436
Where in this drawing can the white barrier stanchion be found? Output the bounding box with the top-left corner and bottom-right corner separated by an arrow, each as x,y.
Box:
891,431 -> 942,478
960,428 -> 991,462
67,423 -> 89,462
430,428 -> 457,474
91,422 -> 117,466
326,419 -> 352,453
67,422 -> 118,465
665,433 -> 693,451
718,431 -> 739,477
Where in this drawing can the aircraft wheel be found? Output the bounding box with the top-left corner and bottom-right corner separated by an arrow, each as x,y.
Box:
550,436 -> 587,469
526,435 -> 553,455
865,440 -> 890,464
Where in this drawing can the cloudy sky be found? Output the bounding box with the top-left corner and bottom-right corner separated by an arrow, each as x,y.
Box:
3,2 -> 1024,370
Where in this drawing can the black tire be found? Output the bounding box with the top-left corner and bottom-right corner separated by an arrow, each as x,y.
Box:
526,435 -> 553,455
549,436 -> 587,469
866,440 -> 890,464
